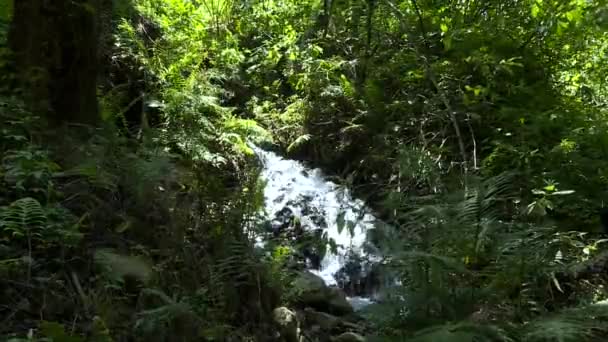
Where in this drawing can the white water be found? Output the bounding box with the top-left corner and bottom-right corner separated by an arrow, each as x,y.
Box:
253,147 -> 380,287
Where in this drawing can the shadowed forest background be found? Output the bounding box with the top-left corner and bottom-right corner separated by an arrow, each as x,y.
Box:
3,0 -> 608,341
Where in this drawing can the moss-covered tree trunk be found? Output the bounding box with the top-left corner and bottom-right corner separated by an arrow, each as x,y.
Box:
9,0 -> 100,125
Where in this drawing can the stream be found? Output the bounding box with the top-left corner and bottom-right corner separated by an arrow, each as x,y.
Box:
254,147 -> 385,311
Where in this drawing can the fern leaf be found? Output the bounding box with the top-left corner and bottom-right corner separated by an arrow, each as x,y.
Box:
409,321 -> 511,342
523,316 -> 592,342
287,134 -> 311,153
399,251 -> 470,274
0,197 -> 46,237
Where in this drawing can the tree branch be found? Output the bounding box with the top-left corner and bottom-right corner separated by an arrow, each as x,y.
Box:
383,0 -> 468,179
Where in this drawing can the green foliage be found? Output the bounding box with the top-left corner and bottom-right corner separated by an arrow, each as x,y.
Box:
0,1 -> 11,24
2,148 -> 59,195
38,321 -> 85,342
405,322 -> 511,342
0,198 -> 45,239
95,249 -> 154,284
6,0 -> 608,340
361,172 -> 608,338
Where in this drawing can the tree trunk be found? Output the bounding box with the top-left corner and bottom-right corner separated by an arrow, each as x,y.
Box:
9,0 -> 100,125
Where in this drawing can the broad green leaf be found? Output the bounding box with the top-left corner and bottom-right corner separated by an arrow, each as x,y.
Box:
543,184 -> 556,192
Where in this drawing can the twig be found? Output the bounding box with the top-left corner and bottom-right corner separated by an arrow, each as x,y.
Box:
467,117 -> 478,170
70,271 -> 90,315
27,232 -> 32,284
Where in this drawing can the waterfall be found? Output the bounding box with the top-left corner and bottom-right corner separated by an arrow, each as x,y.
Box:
253,146 -> 384,308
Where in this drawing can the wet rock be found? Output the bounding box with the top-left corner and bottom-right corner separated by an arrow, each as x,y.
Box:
273,307 -> 301,342
257,140 -> 282,153
348,297 -> 375,312
339,320 -> 365,333
335,253 -> 382,297
272,207 -> 296,236
309,214 -> 328,228
298,196 -> 315,215
294,271 -> 328,305
302,249 -> 322,270
276,207 -> 295,222
327,287 -> 354,316
332,332 -> 366,342
293,272 -> 354,316
304,308 -> 341,331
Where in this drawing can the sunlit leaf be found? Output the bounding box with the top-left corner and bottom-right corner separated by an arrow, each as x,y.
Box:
531,3 -> 541,18
543,185 -> 556,192
550,190 -> 575,196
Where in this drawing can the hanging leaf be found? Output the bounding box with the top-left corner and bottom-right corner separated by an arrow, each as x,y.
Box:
336,211 -> 346,234
346,220 -> 356,237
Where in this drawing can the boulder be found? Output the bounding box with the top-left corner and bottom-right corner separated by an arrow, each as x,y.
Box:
293,271 -> 328,305
257,140 -> 282,153
273,307 -> 300,342
327,287 -> 354,316
332,332 -> 366,342
293,272 -> 354,316
304,308 -> 341,331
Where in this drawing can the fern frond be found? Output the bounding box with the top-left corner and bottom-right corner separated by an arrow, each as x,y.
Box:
135,291 -> 198,339
521,303 -> 608,341
211,239 -> 257,288
287,134 -> 311,153
522,315 -> 592,342
409,321 -> 512,342
61,163 -> 119,192
0,197 -> 46,237
483,172 -> 515,201
409,204 -> 446,220
222,116 -> 272,144
399,251 -> 470,274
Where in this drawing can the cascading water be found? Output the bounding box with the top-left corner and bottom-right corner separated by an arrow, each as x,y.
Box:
253,146 -> 384,309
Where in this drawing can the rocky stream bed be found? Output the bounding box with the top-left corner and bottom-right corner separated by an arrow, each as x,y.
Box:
253,147 -> 391,341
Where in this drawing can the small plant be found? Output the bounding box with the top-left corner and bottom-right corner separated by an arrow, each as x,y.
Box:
528,181 -> 575,217
2,148 -> 59,196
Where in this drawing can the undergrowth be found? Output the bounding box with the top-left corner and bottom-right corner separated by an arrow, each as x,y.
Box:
0,94 -> 281,340
5,0 -> 608,341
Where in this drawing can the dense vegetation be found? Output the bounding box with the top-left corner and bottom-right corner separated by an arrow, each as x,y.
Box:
3,0 -> 608,341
